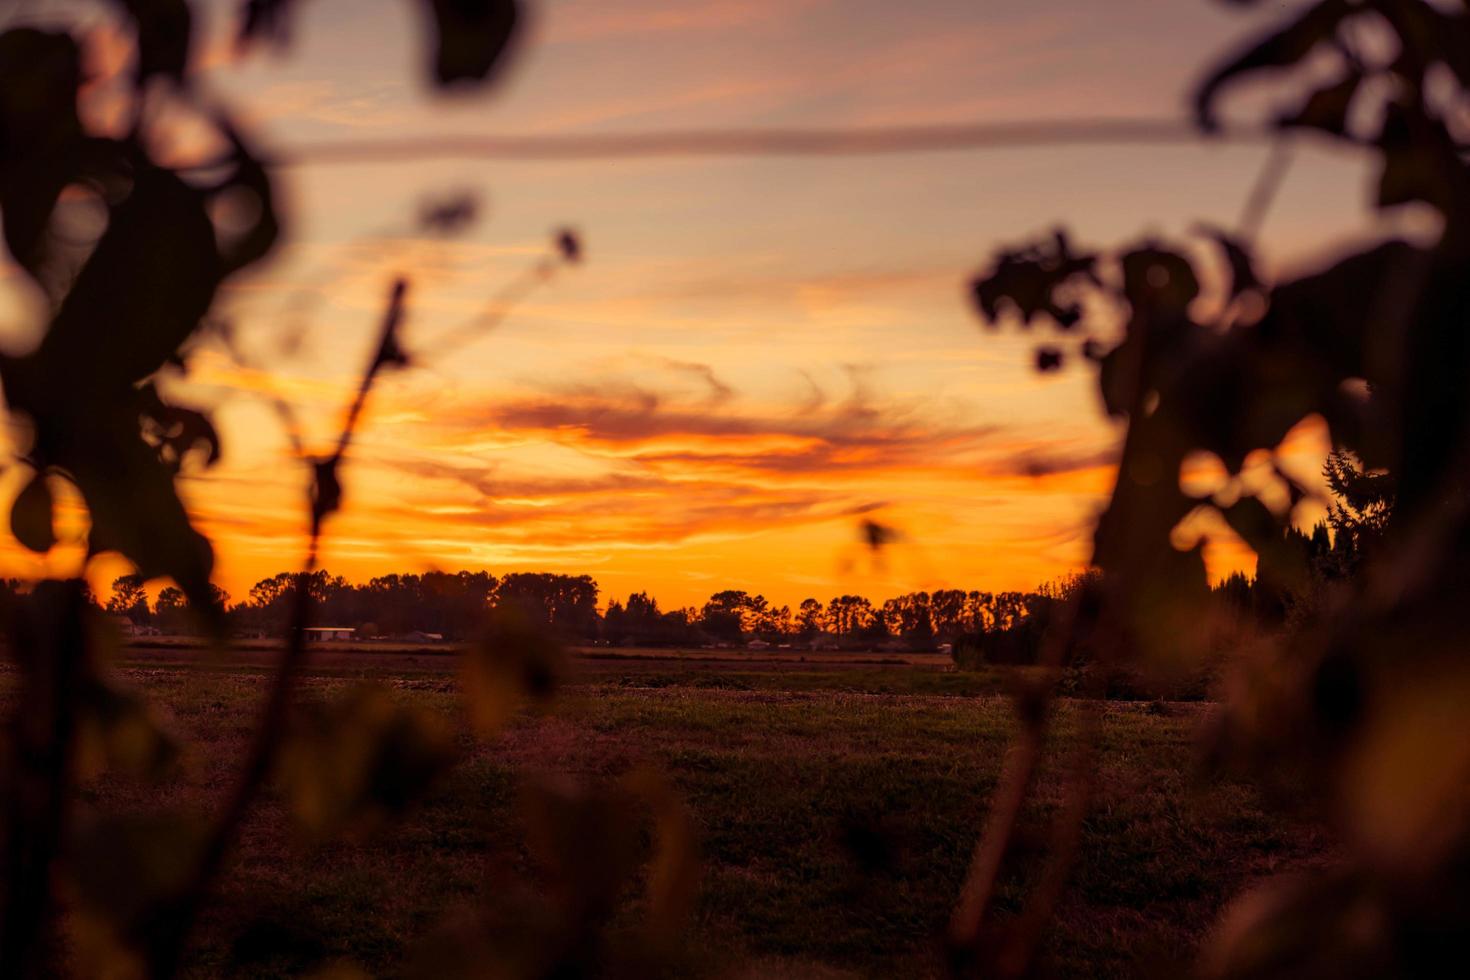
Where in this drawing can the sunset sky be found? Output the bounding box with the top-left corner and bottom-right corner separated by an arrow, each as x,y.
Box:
0,0 -> 1423,610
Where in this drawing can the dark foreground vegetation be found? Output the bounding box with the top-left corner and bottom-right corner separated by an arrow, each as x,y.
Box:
3,0 -> 1469,975
0,652 -> 1326,979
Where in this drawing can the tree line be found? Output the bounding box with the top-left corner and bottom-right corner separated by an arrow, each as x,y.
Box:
0,565 -> 1096,657
0,454 -> 1389,660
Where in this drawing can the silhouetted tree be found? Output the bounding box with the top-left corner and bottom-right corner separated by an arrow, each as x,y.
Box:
105,574 -> 149,625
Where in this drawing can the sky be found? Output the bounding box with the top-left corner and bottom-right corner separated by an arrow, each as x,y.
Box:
0,0 -> 1424,610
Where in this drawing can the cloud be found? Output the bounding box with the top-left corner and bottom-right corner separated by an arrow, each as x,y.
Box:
138,342 -> 1120,604
445,370 -> 999,464
652,357 -> 735,404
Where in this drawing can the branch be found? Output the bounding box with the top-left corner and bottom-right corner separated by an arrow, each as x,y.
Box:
148,279 -> 411,976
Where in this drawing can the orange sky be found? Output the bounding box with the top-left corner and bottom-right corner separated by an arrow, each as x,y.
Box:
0,0 -> 1416,610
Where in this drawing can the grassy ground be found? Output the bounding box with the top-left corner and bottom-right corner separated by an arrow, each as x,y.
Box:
10,652 -> 1329,977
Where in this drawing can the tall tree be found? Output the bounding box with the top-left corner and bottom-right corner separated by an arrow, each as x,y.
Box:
105,574 -> 149,625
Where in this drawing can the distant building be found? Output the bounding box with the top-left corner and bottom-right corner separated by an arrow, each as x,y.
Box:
304,627 -> 355,641
406,630 -> 445,643
109,614 -> 141,637
746,639 -> 771,651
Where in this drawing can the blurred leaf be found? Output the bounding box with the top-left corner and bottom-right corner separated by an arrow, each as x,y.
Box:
1339,660 -> 1470,877
65,811 -> 208,938
519,775 -> 644,923
422,0 -> 521,87
10,469 -> 55,553
304,963 -> 374,980
859,518 -> 900,553
280,684 -> 456,840
1196,224 -> 1260,299
419,191 -> 480,234
1120,243 -> 1199,317
1200,871 -> 1391,980
972,230 -> 1097,330
0,28 -> 85,281
237,0 -> 299,51
38,156 -> 221,388
511,768 -> 702,969
622,768 -> 700,938
1278,71 -> 1361,136
311,457 -> 342,526
461,604 -> 562,735
111,0 -> 194,85
1221,497 -> 1309,594
138,384 -> 221,472
68,419 -> 221,623
74,675 -> 181,781
213,121 -> 283,273
1376,101 -> 1463,213
66,909 -> 149,980
1195,0 -> 1354,132
555,227 -> 582,263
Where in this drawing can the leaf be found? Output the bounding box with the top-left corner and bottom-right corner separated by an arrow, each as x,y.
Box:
212,121 -> 282,273
280,684 -> 456,840
237,0 -> 299,51
418,191 -> 480,234
1277,71 -> 1361,136
1195,0 -> 1354,132
971,230 -> 1098,330
519,776 -> 644,922
111,0 -> 194,85
32,154 -> 222,390
1339,660 -> 1470,875
1222,497 -> 1309,594
1120,244 -> 1200,317
74,676 -> 181,781
555,227 -> 581,263
311,457 -> 342,525
138,384 -> 222,471
622,768 -> 700,938
423,0 -> 522,87
1195,224 -> 1260,299
0,28 -> 86,283
461,603 -> 562,735
66,417 -> 220,621
66,811 -> 208,935
1376,101 -> 1462,213
1200,871 -> 1390,979
518,769 -> 700,945
1259,239 -> 1424,389
11,469 -> 55,553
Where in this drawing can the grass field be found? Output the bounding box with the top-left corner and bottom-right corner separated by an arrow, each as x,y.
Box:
10,648 -> 1330,977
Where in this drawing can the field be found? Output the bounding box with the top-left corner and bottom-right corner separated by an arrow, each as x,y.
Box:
13,646 -> 1329,977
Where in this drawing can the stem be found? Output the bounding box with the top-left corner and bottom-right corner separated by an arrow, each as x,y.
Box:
0,582 -> 88,979
145,278 -> 406,975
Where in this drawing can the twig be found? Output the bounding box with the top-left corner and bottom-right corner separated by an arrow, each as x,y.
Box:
148,280 -> 411,976
0,583 -> 87,980
947,598 -> 1079,953
993,693 -> 1104,978
1237,139 -> 1296,244
426,252 -> 564,357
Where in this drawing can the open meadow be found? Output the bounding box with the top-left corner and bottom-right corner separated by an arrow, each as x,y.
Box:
0,645 -> 1333,978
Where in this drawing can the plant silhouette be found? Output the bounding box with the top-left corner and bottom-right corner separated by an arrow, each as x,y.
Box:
957,1 -> 1470,976
0,3 -> 688,978
3,0 -> 1469,977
